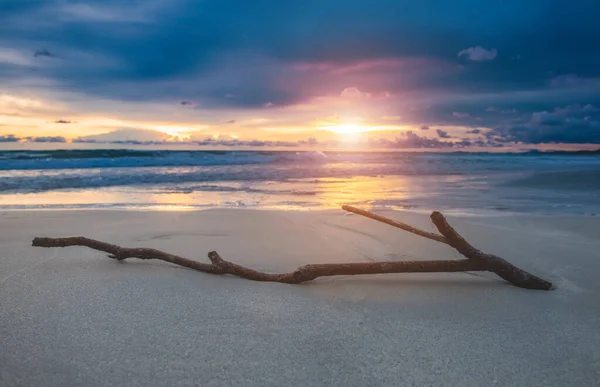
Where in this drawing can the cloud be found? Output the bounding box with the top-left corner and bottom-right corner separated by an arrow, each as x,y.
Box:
458,46 -> 498,61
340,87 -> 371,98
299,137 -> 318,146
59,3 -> 149,22
549,74 -> 586,88
70,128 -> 322,148
0,134 -> 68,143
381,116 -> 402,121
420,125 -> 430,130
75,128 -> 174,143
453,112 -> 470,118
0,48 -> 34,66
54,119 -> 75,124
193,138 -> 301,147
491,104 -> 600,144
26,136 -> 67,143
0,134 -> 21,142
485,107 -> 498,112
436,129 -> 451,138
466,129 -> 481,134
367,131 -> 454,149
33,49 -> 56,58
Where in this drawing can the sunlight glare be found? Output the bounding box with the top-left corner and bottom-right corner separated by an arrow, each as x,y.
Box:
153,126 -> 192,140
325,124 -> 365,134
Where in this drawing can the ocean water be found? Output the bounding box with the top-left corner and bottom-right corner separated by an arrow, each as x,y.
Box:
1,150 -> 599,215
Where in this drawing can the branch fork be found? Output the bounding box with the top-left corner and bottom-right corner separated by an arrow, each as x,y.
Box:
32,206 -> 552,290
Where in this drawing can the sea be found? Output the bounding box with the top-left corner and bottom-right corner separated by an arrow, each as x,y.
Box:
1,149 -> 599,215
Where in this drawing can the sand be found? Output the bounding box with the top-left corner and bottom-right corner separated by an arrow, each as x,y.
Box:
1,209 -> 599,386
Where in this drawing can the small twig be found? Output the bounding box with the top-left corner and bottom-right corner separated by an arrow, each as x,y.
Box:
341,205 -> 447,243
31,206 -> 553,291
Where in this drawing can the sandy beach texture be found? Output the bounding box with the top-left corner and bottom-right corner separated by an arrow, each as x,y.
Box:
1,209 -> 599,386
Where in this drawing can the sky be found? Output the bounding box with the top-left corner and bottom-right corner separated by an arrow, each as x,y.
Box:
1,0 -> 600,150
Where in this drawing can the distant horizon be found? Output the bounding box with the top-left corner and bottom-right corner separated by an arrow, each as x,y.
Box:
1,141 -> 599,154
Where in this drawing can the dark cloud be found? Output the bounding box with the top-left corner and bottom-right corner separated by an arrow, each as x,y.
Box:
0,134 -> 20,142
466,129 -> 481,134
33,48 -> 56,58
436,129 -> 451,138
26,136 -> 67,143
454,139 -> 472,147
298,137 -> 318,146
367,131 -> 454,149
54,119 -> 75,124
194,138 -> 300,147
420,125 -> 430,130
491,104 -> 600,143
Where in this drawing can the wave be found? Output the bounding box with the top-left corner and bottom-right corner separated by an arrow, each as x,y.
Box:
3,149 -> 600,172
0,162 -> 391,193
1,150 -> 600,194
0,150 -> 332,171
159,184 -> 317,195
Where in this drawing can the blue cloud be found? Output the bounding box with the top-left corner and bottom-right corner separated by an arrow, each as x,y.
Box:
491,104 -> 600,143
26,136 -> 67,143
0,134 -> 20,142
436,129 -> 451,138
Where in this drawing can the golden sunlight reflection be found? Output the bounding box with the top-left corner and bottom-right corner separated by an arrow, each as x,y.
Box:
313,177 -> 412,210
0,175 -> 444,212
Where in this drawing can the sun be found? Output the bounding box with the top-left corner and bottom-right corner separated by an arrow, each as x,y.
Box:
325,124 -> 366,134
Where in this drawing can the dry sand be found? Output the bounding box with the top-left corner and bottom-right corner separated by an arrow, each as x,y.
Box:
1,209 -> 600,386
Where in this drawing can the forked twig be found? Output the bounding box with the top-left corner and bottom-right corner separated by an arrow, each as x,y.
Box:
31,206 -> 553,290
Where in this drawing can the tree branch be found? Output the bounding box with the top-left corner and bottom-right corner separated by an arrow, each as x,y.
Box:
31,206 -> 553,291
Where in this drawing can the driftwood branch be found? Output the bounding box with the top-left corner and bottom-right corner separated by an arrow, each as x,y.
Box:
31,206 -> 552,291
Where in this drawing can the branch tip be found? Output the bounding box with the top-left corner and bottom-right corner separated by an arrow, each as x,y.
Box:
208,251 -> 224,264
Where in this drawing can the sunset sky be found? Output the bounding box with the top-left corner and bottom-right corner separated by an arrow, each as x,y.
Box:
1,0 -> 600,150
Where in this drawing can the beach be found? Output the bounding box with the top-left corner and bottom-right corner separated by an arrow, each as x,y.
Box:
3,0 -> 600,384
2,208 -> 599,386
